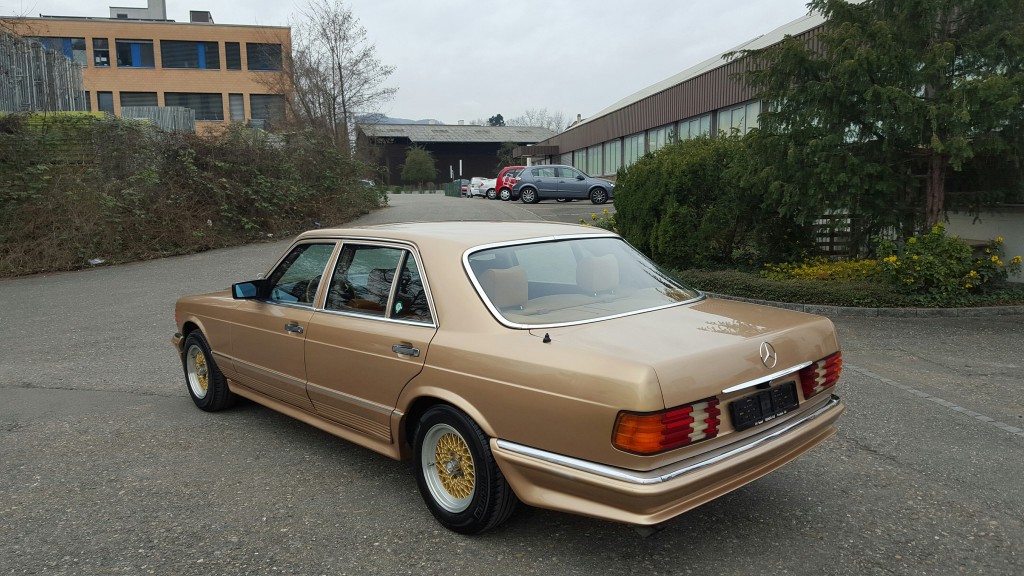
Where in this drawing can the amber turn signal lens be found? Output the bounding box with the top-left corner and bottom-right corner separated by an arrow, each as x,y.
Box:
613,399 -> 720,455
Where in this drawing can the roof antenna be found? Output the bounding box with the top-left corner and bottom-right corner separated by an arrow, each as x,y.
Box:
543,333 -> 551,343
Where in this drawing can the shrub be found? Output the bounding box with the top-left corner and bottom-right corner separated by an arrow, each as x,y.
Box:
762,257 -> 883,281
877,224 -> 1022,302
613,134 -> 813,270
0,117 -> 385,276
580,208 -> 617,232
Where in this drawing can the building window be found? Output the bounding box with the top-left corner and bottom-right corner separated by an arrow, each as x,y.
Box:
229,94 -> 245,121
120,92 -> 158,108
250,94 -> 284,122
246,43 -> 282,70
84,91 -> 92,112
225,42 -> 241,70
165,93 -> 224,121
115,39 -> 155,68
603,139 -> 621,175
647,124 -> 674,153
624,132 -> 644,167
560,153 -> 572,166
92,38 -> 110,67
161,40 -> 220,69
33,37 -> 87,66
678,113 -> 711,141
586,145 -> 602,177
744,101 -> 761,132
572,149 -> 587,171
97,92 -> 115,114
717,101 -> 760,136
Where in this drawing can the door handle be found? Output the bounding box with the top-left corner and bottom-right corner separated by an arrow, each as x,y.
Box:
392,344 -> 420,357
284,322 -> 304,334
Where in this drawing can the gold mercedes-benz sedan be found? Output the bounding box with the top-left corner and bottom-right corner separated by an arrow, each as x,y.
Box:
173,221 -> 844,534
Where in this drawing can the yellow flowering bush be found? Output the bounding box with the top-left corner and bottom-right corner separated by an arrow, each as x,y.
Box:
762,257 -> 882,281
580,208 -> 618,232
877,224 -> 1022,297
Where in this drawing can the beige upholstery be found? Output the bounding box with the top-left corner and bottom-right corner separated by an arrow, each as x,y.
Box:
576,255 -> 619,295
479,266 -> 528,309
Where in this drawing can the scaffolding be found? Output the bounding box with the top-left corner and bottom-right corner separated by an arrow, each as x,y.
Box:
0,31 -> 87,113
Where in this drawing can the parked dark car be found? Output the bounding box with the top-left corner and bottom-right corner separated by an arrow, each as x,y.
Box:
511,165 -> 614,204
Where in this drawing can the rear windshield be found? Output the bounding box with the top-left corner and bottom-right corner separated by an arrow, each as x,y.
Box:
466,236 -> 701,327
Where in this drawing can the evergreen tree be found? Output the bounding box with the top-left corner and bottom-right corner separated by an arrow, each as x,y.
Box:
400,146 -> 437,186
736,0 -> 1024,237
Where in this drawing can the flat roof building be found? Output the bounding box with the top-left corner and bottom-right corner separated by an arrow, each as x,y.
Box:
5,1 -> 291,133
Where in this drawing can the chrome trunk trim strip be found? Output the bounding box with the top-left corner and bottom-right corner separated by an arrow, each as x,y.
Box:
496,395 -> 841,486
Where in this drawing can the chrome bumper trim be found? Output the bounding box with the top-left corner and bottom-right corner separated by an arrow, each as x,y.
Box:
496,394 -> 841,486
721,361 -> 813,394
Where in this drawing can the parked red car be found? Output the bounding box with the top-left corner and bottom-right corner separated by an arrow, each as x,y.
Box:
495,165 -> 524,201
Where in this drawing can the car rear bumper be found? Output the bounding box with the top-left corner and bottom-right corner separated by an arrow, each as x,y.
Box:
492,394 -> 844,526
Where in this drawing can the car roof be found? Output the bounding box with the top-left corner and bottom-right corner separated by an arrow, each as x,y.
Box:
297,221 -> 615,252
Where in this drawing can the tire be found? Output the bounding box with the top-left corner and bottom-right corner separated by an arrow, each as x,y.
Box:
413,405 -> 518,534
589,188 -> 608,205
499,188 -> 511,201
182,332 -> 234,411
486,188 -> 496,200
519,187 -> 538,204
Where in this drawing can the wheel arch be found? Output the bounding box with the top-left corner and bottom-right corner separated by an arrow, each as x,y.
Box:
396,388 -> 497,460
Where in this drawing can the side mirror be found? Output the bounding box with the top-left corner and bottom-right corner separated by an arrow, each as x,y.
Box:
232,280 -> 265,299
576,175 -> 585,180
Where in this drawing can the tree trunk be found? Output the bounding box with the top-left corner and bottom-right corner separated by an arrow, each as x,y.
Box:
925,150 -> 946,227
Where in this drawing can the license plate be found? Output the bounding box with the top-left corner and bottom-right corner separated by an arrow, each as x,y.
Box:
729,381 -> 799,431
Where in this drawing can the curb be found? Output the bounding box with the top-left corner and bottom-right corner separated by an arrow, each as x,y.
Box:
704,292 -> 1024,318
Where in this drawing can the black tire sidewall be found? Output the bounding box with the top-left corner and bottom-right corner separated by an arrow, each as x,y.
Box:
413,405 -> 504,534
590,188 -> 607,204
182,332 -> 229,411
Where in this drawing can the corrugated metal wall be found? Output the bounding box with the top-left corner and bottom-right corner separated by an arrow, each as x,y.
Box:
545,24 -> 825,154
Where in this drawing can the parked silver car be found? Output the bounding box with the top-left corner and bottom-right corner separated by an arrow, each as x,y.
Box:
511,165 -> 614,204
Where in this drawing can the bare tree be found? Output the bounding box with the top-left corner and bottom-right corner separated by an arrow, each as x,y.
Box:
507,108 -> 567,133
288,0 -> 397,155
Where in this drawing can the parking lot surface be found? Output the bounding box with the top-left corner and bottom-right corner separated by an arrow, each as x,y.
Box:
1,194 -> 1021,575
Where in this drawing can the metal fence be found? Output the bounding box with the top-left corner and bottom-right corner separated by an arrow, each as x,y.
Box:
121,106 -> 196,133
0,31 -> 86,113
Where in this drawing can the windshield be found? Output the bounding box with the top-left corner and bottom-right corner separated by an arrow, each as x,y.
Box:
466,237 -> 701,327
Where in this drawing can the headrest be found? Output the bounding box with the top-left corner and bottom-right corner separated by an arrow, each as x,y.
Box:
478,266 -> 528,309
576,255 -> 619,294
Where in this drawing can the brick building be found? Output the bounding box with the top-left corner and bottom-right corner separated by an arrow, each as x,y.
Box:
5,0 -> 291,133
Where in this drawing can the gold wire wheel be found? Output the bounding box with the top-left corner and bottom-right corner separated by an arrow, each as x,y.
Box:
187,345 -> 210,399
421,423 -> 476,513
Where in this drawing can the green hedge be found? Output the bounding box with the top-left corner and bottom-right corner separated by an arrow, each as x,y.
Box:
0,115 -> 386,276
677,269 -> 1024,308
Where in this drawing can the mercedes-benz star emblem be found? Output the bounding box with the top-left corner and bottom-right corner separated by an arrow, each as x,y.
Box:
759,342 -> 778,369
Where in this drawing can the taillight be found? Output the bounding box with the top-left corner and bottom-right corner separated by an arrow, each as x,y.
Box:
613,398 -> 721,454
799,352 -> 843,399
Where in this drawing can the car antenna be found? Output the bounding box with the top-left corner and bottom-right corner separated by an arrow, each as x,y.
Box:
543,333 -> 551,343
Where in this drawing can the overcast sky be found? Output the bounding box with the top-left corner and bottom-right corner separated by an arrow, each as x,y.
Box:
6,0 -> 815,124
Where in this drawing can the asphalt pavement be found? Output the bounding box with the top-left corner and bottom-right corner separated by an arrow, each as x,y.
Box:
1,194 -> 1022,575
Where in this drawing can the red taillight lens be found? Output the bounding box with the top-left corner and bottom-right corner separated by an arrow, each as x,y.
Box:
613,398 -> 721,454
799,352 -> 843,399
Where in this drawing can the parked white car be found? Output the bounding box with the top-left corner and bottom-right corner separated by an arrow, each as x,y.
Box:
468,177 -> 488,198
480,178 -> 497,199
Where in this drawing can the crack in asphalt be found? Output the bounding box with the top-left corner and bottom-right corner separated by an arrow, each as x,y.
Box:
845,363 -> 1024,438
